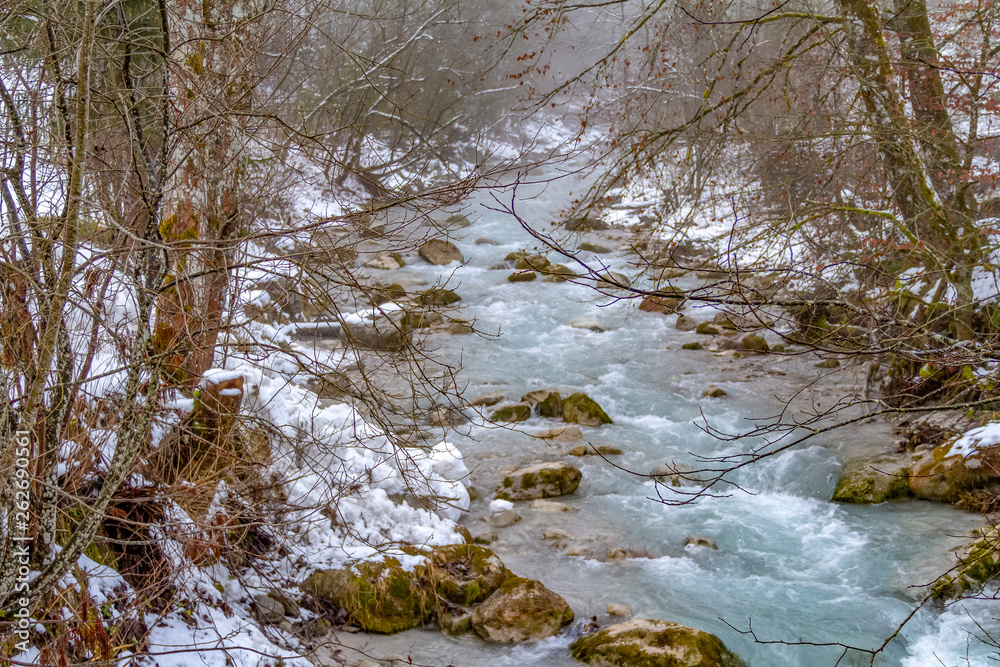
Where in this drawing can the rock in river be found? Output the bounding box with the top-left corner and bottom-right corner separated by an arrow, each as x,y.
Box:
571,618 -> 747,667
471,577 -> 574,643
562,392 -> 613,426
496,462 -> 582,500
909,428 -> 1000,503
418,239 -> 464,265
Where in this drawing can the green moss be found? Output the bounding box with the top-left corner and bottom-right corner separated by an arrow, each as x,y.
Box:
571,619 -> 747,667
933,528 -> 1000,600
695,323 -> 719,335
682,342 -> 703,350
562,392 -> 613,426
521,472 -> 537,489
491,404 -> 531,422
832,466 -> 911,504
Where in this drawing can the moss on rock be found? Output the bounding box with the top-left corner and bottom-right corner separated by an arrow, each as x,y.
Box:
570,618 -> 747,667
496,462 -> 582,500
303,559 -> 426,634
491,404 -> 532,423
933,527 -> 1000,600
426,544 -> 511,605
832,463 -> 911,504
471,577 -> 574,643
562,392 -> 613,426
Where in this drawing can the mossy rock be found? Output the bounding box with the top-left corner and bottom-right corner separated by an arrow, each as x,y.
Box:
832,463 -> 912,504
682,342 -> 703,351
571,618 -> 747,667
521,390 -> 562,418
426,544 -> 511,605
508,271 -> 537,283
639,296 -> 684,314
491,404 -> 532,423
514,254 -> 551,271
399,310 -> 445,330
562,392 -> 613,426
578,242 -> 612,254
909,436 -> 1000,503
497,462 -> 582,500
444,213 -> 472,228
470,577 -> 575,643
303,559 -> 427,634
542,264 -> 579,282
419,239 -> 464,265
741,335 -> 769,353
418,288 -> 461,307
933,527 -> 1000,600
695,323 -> 719,335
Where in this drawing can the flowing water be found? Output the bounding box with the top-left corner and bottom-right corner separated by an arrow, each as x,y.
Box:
334,165 -> 999,667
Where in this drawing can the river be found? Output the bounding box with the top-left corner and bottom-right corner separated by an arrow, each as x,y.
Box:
328,163 -> 997,667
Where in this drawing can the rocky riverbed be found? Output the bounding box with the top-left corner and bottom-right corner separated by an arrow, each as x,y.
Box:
285,170 -> 1000,667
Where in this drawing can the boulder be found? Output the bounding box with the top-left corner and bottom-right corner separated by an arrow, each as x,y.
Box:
701,386 -> 727,398
542,264 -> 579,282
607,603 -> 633,617
832,460 -> 911,504
530,499 -> 578,513
444,213 -> 472,228
471,578 -> 575,643
695,323 -> 719,335
489,510 -> 522,528
562,392 -> 613,426
303,560 -> 425,634
815,358 -> 841,368
419,239 -> 464,265
508,271 -> 537,283
425,544 -> 511,606
741,334 -> 769,353
365,253 -> 404,270
476,237 -> 500,246
399,310 -> 444,330
496,462 -> 582,501
471,391 -> 506,407
909,430 -> 1000,503
712,311 -> 769,331
418,288 -> 461,307
537,424 -> 583,441
682,342 -> 703,351
342,320 -> 409,351
650,463 -> 700,486
514,254 -> 551,271
675,315 -> 697,332
447,321 -> 476,335
490,404 -> 532,423
571,618 -> 747,667
598,272 -> 631,290
710,336 -> 743,352
428,406 -> 467,428
578,242 -> 612,254
932,527 -> 1000,600
521,390 -> 562,418
639,296 -> 684,314
253,593 -> 287,624
268,590 -> 300,618
569,445 -> 624,456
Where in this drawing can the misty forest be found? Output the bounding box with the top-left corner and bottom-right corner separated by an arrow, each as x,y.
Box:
2,0 -> 1000,664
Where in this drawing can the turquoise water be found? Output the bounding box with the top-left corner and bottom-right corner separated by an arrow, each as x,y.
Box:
346,168 -> 997,667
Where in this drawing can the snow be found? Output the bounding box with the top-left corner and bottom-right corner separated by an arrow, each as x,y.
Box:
949,422 -> 1000,460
